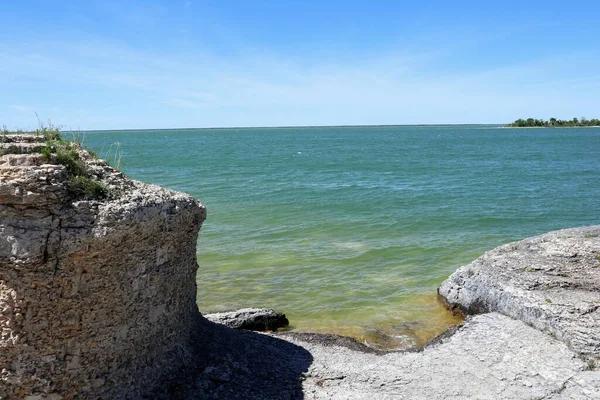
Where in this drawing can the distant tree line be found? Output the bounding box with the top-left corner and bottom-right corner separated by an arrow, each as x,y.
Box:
507,117 -> 600,127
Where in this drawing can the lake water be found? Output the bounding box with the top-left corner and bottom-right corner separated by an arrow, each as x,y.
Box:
82,125 -> 600,349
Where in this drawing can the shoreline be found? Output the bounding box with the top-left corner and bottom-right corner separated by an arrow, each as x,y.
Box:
200,291 -> 464,352
4,132 -> 599,398
190,225 -> 600,399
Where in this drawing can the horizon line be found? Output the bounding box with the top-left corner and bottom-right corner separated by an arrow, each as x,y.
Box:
82,123 -> 504,132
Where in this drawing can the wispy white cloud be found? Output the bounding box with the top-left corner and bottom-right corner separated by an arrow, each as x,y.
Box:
1,34 -> 599,129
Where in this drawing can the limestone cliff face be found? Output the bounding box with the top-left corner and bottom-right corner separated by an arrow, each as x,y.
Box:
0,135 -> 206,399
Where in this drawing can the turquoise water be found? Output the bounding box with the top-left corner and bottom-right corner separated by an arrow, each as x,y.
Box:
83,125 -> 600,348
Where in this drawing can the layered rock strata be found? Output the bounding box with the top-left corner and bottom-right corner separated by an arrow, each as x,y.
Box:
438,226 -> 600,360
0,135 -> 206,399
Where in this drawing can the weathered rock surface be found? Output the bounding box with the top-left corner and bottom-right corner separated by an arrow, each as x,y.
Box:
294,312 -> 596,399
173,313 -> 597,399
177,226 -> 600,398
204,308 -> 289,331
0,135 -> 206,399
438,226 -> 600,360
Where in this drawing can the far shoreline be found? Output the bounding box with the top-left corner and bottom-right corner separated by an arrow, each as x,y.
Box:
499,125 -> 600,129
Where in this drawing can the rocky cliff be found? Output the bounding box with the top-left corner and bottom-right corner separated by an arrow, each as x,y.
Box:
0,134 -> 206,398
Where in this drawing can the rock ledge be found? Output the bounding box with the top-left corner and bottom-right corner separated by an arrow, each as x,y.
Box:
438,225 -> 600,360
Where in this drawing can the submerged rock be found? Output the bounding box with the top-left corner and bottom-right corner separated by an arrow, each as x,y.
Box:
205,308 -> 289,331
438,225 -> 600,360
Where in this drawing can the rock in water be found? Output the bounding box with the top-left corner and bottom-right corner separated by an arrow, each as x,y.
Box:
205,308 -> 289,331
438,225 -> 600,360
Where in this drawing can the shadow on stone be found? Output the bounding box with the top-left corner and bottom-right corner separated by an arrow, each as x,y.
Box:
161,316 -> 314,400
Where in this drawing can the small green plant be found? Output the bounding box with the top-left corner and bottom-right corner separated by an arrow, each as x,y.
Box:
55,147 -> 87,177
467,269 -> 475,277
86,148 -> 99,159
32,117 -> 63,142
66,176 -> 108,200
584,233 -> 599,238
104,141 -> 123,170
41,128 -> 62,142
588,359 -> 597,371
545,298 -> 552,304
3,122 -> 110,200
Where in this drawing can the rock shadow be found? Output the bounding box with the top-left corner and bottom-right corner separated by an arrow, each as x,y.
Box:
164,315 -> 313,399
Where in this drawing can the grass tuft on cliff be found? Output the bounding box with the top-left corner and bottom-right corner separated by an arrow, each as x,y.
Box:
66,175 -> 108,200
37,125 -> 109,200
2,124 -> 109,200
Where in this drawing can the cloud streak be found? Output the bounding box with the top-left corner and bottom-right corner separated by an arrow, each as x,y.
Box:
1,32 -> 599,129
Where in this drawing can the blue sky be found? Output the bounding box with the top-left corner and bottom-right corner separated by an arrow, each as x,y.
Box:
1,1 -> 599,129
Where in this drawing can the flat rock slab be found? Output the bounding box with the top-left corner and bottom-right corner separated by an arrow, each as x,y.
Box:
286,313 -> 595,399
204,308 -> 289,331
177,313 -> 597,399
546,371 -> 600,399
439,226 -> 600,359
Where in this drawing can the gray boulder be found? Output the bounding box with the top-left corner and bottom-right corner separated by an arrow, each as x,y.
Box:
438,225 -> 600,360
204,308 -> 289,331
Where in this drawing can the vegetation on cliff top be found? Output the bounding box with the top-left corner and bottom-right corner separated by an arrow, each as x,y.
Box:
507,117 -> 600,127
1,124 -> 108,200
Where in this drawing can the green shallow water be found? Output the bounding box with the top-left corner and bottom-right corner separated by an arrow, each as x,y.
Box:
83,125 -> 600,349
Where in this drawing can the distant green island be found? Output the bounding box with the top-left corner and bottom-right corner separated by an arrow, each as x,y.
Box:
507,117 -> 600,127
